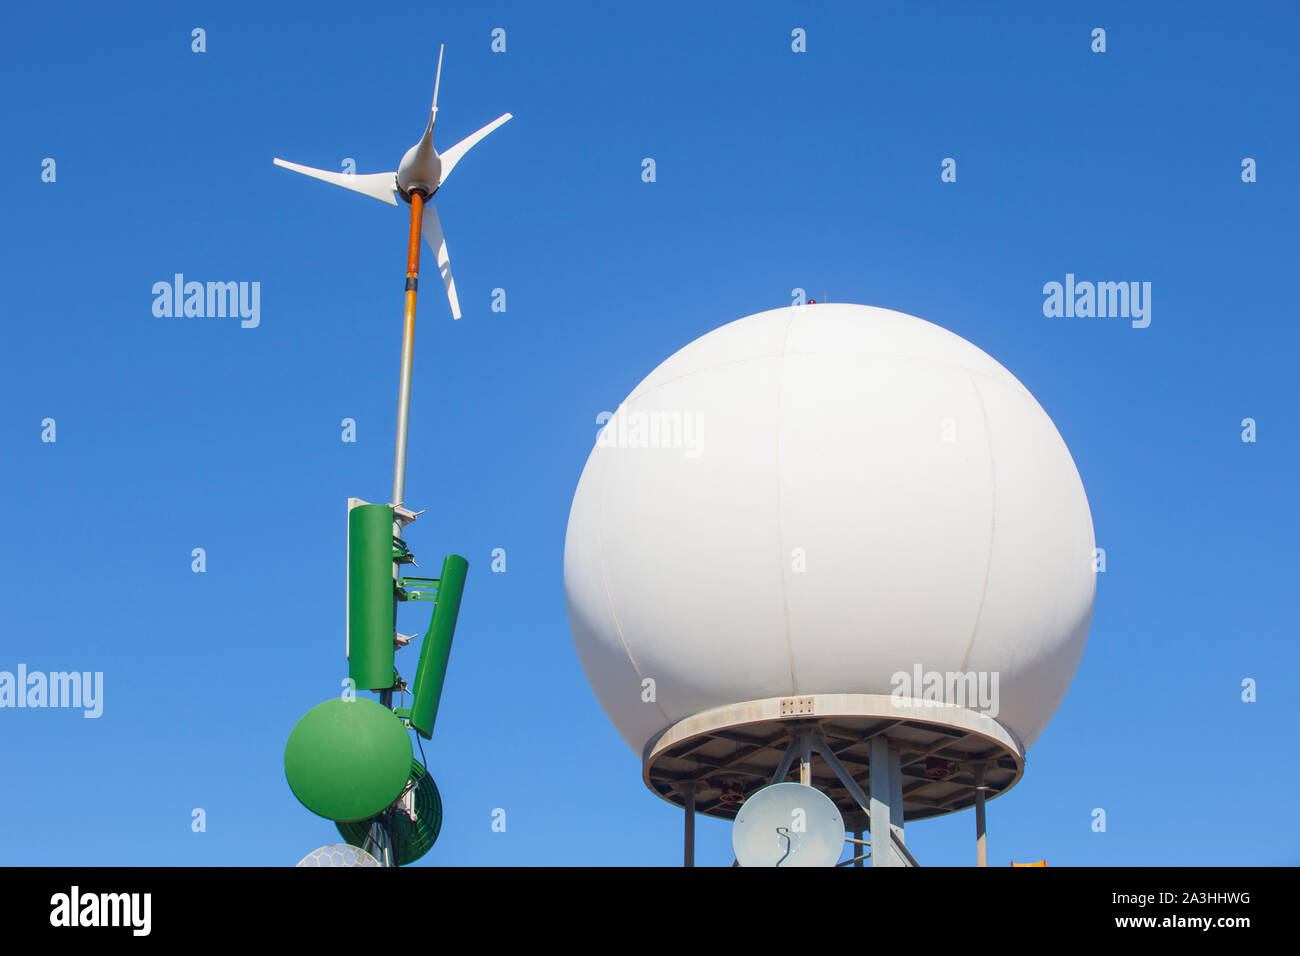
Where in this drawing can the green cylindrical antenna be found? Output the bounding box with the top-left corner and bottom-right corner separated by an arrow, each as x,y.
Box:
348,502 -> 397,690
407,554 -> 468,738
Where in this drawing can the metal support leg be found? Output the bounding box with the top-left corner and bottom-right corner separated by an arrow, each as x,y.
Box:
681,782 -> 697,868
870,737 -> 894,867
770,735 -> 799,784
811,734 -> 919,867
889,746 -> 905,848
797,730 -> 813,786
974,763 -> 987,868
853,830 -> 864,867
811,737 -> 873,815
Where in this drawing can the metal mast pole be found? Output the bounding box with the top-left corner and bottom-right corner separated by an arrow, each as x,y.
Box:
378,191 -> 426,866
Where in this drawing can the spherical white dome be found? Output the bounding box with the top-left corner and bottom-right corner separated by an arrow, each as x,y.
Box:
564,304 -> 1095,759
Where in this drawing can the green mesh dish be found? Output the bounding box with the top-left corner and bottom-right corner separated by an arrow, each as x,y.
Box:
336,759 -> 442,865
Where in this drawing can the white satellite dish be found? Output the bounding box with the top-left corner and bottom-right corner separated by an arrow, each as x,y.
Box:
732,783 -> 845,867
296,843 -> 383,867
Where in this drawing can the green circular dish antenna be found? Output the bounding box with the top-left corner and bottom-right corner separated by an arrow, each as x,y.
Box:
337,760 -> 442,865
284,698 -> 413,822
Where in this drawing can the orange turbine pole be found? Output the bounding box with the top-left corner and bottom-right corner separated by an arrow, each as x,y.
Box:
391,192 -> 425,509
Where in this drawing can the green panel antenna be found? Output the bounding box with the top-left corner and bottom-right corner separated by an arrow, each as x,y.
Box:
406,554 -> 468,739
347,501 -> 397,691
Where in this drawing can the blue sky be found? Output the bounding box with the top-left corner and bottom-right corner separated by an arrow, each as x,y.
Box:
2,0 -> 1297,866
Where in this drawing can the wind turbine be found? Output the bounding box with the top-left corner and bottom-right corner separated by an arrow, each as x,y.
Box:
273,44 -> 511,506
277,48 -> 507,866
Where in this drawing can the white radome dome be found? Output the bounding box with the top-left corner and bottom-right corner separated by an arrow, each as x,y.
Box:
564,304 -> 1095,760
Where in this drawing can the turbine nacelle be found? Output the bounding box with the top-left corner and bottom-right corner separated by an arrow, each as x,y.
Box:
396,128 -> 443,200
397,48 -> 445,200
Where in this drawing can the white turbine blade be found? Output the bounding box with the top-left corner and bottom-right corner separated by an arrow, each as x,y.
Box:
438,113 -> 512,185
421,201 -> 460,319
272,158 -> 398,206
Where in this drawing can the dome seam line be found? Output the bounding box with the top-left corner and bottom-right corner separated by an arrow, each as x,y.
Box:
775,310 -> 800,695
959,371 -> 997,674
596,448 -> 670,728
